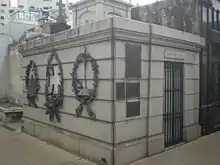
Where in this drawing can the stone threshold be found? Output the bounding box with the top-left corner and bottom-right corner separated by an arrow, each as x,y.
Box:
165,142 -> 185,151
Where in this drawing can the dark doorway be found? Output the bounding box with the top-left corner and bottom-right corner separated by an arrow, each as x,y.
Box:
200,43 -> 220,135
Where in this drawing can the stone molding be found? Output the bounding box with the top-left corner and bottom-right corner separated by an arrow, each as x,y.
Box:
19,17 -> 205,55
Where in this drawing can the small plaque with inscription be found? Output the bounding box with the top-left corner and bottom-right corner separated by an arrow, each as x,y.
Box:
164,50 -> 185,60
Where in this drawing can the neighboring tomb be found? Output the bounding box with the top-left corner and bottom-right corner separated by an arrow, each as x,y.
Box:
70,0 -> 132,28
131,0 -> 200,34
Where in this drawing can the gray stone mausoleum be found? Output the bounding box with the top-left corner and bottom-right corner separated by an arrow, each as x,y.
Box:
20,16 -> 204,165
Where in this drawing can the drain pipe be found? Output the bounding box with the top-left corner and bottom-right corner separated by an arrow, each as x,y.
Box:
146,23 -> 152,156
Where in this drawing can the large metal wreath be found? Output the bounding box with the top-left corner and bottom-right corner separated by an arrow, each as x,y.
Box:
44,51 -> 64,123
71,48 -> 99,119
25,60 -> 40,108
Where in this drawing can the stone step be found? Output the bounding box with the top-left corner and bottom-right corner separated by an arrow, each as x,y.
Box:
0,105 -> 23,123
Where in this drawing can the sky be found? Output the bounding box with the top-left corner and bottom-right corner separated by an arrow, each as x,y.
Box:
11,0 -> 158,7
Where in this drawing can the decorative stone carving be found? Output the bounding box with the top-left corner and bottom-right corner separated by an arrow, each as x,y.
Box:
44,51 -> 64,122
25,60 -> 40,107
71,47 -> 99,119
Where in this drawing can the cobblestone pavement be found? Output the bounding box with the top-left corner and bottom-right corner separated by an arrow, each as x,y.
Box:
130,132 -> 220,165
0,126 -> 95,165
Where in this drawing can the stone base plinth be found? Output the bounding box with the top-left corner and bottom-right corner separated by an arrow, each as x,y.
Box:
183,124 -> 201,142
148,134 -> 164,156
23,118 -> 113,165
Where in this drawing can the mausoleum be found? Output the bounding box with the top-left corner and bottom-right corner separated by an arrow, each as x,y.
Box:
20,16 -> 204,165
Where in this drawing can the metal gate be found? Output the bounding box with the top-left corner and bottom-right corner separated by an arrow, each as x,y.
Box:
164,62 -> 184,147
199,0 -> 220,135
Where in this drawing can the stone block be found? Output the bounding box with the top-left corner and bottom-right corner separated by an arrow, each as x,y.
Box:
148,134 -> 164,156
151,45 -> 164,61
79,138 -> 112,165
149,79 -> 163,97
184,64 -> 199,79
149,97 -> 163,117
34,121 -> 49,141
115,118 -> 147,143
150,62 -> 164,79
115,139 -> 147,165
141,61 -> 149,79
185,79 -> 195,94
115,59 -> 125,79
183,124 -> 201,142
148,115 -> 163,136
184,109 -> 199,127
48,129 -> 80,155
184,94 -> 196,111
140,80 -> 149,98
22,118 -> 35,136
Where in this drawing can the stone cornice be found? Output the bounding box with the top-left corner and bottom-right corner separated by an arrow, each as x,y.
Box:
18,18 -> 112,54
19,17 -> 205,55
21,29 -> 112,56
114,28 -> 204,52
151,34 -> 204,52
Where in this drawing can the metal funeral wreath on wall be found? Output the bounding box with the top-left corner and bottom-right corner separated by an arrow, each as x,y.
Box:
71,47 -> 99,119
25,60 -> 40,107
44,51 -> 64,123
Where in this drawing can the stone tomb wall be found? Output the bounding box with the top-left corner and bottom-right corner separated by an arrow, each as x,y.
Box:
20,17 -> 205,165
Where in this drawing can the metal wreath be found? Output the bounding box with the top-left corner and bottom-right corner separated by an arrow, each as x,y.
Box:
44,51 -> 64,123
71,48 -> 99,119
25,60 -> 40,108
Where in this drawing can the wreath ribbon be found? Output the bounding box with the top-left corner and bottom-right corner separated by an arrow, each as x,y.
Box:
75,100 -> 96,119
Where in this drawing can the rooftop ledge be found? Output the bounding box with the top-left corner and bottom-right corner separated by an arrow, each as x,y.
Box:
18,17 -> 205,52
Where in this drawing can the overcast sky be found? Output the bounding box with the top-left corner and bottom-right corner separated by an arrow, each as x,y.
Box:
11,0 -> 158,7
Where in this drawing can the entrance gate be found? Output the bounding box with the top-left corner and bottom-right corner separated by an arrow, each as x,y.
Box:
164,62 -> 184,147
200,43 -> 220,134
199,0 -> 220,135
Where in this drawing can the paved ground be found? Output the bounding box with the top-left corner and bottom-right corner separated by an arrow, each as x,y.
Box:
1,123 -> 220,165
131,132 -> 220,165
0,126 -> 95,165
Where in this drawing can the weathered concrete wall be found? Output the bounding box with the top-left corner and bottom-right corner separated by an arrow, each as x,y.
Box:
8,44 -> 24,105
20,17 -> 205,165
0,22 -> 33,101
